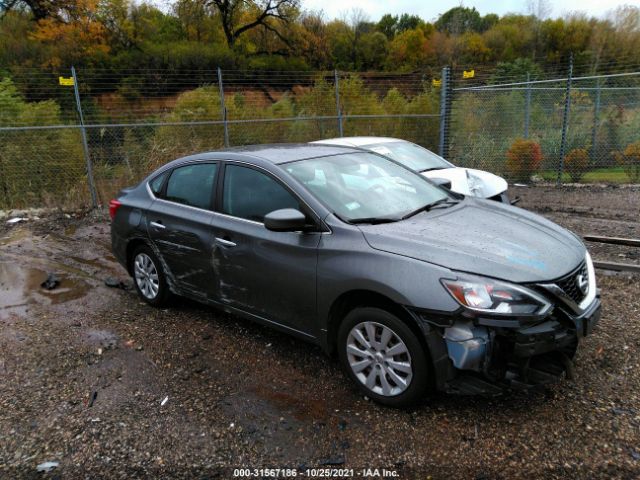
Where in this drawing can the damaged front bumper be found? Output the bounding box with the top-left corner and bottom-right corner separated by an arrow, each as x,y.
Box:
411,294 -> 601,396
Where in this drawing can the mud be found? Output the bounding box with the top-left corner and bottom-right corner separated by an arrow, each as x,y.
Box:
0,190 -> 639,479
0,263 -> 90,317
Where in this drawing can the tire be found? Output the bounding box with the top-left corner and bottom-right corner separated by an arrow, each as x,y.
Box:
131,245 -> 172,307
337,307 -> 430,408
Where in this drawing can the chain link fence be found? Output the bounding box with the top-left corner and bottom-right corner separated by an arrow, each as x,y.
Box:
1,66 -> 639,210
0,69 -> 440,209
450,69 -> 640,185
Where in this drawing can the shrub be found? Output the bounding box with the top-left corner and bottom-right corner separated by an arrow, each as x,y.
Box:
614,142 -> 640,183
505,138 -> 543,182
0,77 -> 84,209
564,148 -> 590,182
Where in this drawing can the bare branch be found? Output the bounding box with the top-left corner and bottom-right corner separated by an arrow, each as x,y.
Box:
207,0 -> 299,47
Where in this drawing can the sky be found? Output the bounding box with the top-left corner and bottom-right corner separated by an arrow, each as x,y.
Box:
300,0 -> 637,22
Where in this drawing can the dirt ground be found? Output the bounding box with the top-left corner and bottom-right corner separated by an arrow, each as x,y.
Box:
511,184 -> 640,265
1,186 -> 640,479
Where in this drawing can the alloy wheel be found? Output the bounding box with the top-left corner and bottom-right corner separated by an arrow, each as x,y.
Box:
134,253 -> 160,300
346,321 -> 413,396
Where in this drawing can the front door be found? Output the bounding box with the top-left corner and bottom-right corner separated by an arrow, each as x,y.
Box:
211,163 -> 321,335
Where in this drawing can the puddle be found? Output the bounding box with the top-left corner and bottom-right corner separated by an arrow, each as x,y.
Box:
0,262 -> 91,318
69,255 -> 107,270
252,384 -> 330,421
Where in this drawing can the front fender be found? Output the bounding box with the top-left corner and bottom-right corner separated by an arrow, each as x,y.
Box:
315,224 -> 461,344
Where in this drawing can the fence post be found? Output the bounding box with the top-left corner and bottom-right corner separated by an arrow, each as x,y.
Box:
556,53 -> 573,186
334,70 -> 344,137
217,67 -> 230,147
590,77 -> 601,164
71,66 -> 98,208
524,72 -> 531,138
438,66 -> 451,159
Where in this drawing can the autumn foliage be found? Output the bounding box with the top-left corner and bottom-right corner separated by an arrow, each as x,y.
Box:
1,2 -> 639,76
565,148 -> 590,182
505,139 -> 543,182
614,142 -> 640,183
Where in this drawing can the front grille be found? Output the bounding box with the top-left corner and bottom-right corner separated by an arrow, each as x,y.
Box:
556,261 -> 588,304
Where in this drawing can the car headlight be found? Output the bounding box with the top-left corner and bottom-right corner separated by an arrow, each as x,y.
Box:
441,274 -> 552,317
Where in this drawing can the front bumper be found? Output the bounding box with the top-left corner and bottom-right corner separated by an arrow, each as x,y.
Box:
513,299 -> 600,358
413,296 -> 601,395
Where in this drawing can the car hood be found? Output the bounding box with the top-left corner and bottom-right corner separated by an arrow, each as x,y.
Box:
423,168 -> 508,198
358,198 -> 585,283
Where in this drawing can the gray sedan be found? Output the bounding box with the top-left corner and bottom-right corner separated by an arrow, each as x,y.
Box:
110,144 -> 600,407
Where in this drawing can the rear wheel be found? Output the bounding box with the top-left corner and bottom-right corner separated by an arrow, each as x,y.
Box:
337,307 -> 430,407
131,245 -> 171,307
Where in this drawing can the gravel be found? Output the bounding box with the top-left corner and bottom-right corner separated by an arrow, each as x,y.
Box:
1,188 -> 639,479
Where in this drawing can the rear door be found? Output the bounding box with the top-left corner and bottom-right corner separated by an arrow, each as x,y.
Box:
210,162 -> 322,335
146,162 -> 219,299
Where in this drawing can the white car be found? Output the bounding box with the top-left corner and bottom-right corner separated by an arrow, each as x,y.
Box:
312,137 -> 511,203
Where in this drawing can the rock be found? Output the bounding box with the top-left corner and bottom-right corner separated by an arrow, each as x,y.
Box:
36,461 -> 59,473
104,277 -> 130,290
40,273 -> 60,290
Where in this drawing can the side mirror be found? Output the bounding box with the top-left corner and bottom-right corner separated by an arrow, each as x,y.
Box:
431,177 -> 452,190
264,208 -> 307,232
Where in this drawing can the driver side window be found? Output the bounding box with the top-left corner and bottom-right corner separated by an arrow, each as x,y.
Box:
222,165 -> 302,223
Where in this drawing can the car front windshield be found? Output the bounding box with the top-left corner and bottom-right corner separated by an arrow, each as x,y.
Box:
364,141 -> 453,172
284,152 -> 451,222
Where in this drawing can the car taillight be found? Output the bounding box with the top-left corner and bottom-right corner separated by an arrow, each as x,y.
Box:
109,199 -> 122,220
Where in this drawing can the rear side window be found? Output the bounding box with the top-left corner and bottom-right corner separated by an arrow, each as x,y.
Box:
149,171 -> 168,195
222,165 -> 300,222
163,163 -> 217,210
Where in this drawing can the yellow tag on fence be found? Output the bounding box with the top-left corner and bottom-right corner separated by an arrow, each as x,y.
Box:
462,69 -> 475,79
432,78 -> 442,87
59,76 -> 74,86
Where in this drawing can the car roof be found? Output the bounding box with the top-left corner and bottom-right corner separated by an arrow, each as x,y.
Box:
310,137 -> 405,147
180,143 -> 362,165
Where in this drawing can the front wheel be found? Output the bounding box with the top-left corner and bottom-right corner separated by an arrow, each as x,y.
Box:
337,307 -> 430,407
131,245 -> 172,307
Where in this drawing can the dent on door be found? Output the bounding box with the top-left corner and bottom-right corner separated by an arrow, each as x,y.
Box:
146,202 -> 217,297
210,217 -> 321,334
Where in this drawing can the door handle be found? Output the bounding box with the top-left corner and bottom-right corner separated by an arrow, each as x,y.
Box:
215,237 -> 236,247
150,221 -> 166,230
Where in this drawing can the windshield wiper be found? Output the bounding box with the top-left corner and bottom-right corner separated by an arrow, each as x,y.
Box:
347,216 -> 400,225
400,198 -> 459,220
420,167 -> 445,173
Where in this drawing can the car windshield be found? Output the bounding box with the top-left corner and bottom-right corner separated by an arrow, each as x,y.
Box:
284,152 -> 452,223
364,141 -> 453,172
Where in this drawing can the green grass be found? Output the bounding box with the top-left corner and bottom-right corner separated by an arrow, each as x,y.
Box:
540,166 -> 637,184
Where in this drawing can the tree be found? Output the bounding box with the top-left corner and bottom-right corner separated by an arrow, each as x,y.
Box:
206,0 -> 299,48
435,7 -> 484,34
0,0 -> 76,20
527,0 -> 552,20
29,0 -> 110,67
357,31 -> 388,70
492,57 -> 542,82
297,11 -> 329,67
376,14 -> 397,39
387,28 -> 427,70
173,0 -> 210,42
397,13 -> 423,32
